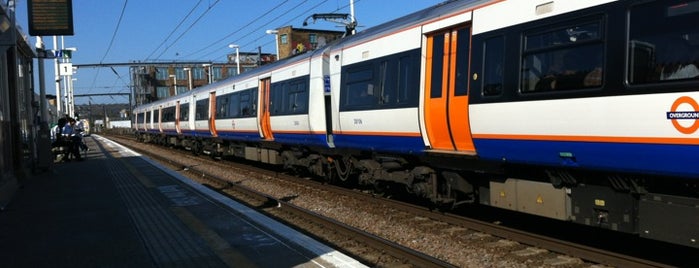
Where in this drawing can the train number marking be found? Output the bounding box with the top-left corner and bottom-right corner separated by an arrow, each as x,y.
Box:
667,96 -> 699,134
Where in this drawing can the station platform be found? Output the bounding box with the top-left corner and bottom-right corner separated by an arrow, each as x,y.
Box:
0,135 -> 366,268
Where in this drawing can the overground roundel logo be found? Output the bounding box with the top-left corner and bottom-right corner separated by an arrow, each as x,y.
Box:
667,96 -> 699,134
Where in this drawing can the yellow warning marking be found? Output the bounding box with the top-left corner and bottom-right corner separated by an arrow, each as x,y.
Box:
172,207 -> 256,267
536,195 -> 544,204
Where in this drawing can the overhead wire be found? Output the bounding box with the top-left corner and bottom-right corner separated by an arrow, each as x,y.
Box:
206,0 -> 362,62
79,0 -> 361,104
83,0 -> 129,100
152,0 -> 222,61
144,0 -> 205,61
181,0 -> 295,60
237,0 -> 336,51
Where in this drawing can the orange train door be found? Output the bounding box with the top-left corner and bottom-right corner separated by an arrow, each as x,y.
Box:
208,92 -> 218,137
259,78 -> 274,140
424,26 -> 475,153
175,101 -> 181,134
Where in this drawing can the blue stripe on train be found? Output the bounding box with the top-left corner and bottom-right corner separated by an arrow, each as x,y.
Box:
333,134 -> 425,154
473,139 -> 699,178
271,133 -> 329,148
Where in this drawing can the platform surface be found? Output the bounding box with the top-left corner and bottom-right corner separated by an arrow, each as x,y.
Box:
0,135 -> 365,268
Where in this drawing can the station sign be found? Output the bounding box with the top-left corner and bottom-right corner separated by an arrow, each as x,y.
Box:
59,62 -> 73,76
27,0 -> 74,36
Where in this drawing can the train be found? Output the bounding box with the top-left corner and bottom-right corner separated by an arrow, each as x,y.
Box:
133,0 -> 699,248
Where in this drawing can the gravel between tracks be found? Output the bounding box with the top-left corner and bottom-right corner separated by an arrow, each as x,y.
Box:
126,140 -> 593,268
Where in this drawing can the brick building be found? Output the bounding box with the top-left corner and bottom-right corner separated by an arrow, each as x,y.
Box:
272,26 -> 344,60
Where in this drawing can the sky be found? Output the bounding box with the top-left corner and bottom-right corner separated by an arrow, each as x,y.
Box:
11,0 -> 443,105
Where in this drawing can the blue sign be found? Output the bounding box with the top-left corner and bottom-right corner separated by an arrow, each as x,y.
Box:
323,75 -> 331,93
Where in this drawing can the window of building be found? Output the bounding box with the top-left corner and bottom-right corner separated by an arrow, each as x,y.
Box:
227,68 -> 237,78
193,67 -> 204,80
176,86 -> 187,95
628,0 -> 699,84
280,34 -> 288,44
309,33 -> 317,44
520,20 -> 604,93
156,86 -> 169,99
175,68 -> 186,79
212,67 -> 223,81
156,67 -> 168,80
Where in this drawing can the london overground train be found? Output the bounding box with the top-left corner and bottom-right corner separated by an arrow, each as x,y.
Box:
133,0 -> 699,248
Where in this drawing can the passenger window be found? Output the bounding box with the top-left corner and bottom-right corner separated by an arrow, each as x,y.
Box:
195,99 -> 208,120
483,36 -> 504,96
345,67 -> 376,106
628,1 -> 699,84
521,21 -> 604,93
216,95 -> 229,118
229,93 -> 240,118
180,105 -> 189,121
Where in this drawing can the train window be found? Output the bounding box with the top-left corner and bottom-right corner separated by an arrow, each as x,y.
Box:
251,89 -> 258,116
287,80 -> 309,114
216,95 -> 229,118
396,55 -> 416,105
180,105 -> 189,121
344,66 -> 376,107
521,21 -> 604,93
431,34 -> 445,99
195,99 -> 208,120
270,77 -> 309,115
455,27 -> 470,96
341,50 -> 419,111
483,36 -> 504,96
162,107 -> 176,122
240,90 -> 257,117
628,1 -> 699,84
240,91 -> 249,117
271,83 -> 283,115
229,94 -> 241,118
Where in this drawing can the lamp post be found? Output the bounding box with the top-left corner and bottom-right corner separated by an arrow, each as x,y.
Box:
62,47 -> 77,117
53,36 -> 61,116
265,29 -> 279,61
169,74 -> 177,96
228,44 -> 240,75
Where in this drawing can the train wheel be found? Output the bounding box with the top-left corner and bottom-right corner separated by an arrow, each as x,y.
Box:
191,141 -> 203,156
333,156 -> 354,184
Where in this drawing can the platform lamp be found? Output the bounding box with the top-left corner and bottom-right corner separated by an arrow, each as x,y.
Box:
266,29 -> 279,61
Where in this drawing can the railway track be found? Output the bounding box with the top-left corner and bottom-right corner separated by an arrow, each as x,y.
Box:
105,133 -> 673,267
